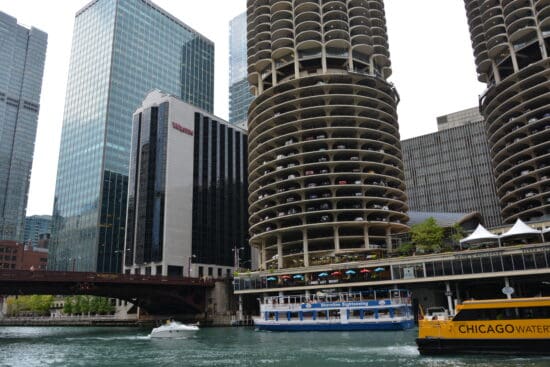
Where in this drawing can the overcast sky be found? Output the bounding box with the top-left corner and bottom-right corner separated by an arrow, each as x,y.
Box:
1,0 -> 485,216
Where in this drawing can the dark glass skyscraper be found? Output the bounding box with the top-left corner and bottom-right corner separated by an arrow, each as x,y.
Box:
50,0 -> 214,272
0,12 -> 47,241
229,12 -> 254,126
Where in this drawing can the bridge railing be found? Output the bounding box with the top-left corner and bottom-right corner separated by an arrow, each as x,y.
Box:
0,270 -> 215,286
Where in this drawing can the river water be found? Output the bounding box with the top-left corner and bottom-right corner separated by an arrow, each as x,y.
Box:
0,326 -> 547,367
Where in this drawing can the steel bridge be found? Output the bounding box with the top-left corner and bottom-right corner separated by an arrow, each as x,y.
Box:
0,270 -> 215,315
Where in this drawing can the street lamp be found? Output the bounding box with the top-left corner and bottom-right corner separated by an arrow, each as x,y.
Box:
232,246 -> 245,270
68,256 -> 82,272
188,254 -> 196,278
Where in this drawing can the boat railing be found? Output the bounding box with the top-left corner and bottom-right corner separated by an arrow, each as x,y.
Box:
261,293 -> 412,309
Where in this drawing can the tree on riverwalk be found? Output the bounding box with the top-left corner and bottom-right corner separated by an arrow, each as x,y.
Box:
63,296 -> 74,315
410,217 -> 444,253
5,295 -> 53,316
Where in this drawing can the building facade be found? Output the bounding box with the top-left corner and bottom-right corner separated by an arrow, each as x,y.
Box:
246,0 -> 408,272
24,215 -> 51,246
229,12 -> 254,127
0,12 -> 47,241
463,1 -> 550,223
436,107 -> 483,131
50,0 -> 214,272
0,241 -> 48,270
124,91 -> 248,278
402,109 -> 503,228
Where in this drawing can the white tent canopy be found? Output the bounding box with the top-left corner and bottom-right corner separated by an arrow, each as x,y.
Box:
500,218 -> 541,238
543,227 -> 550,234
460,224 -> 499,244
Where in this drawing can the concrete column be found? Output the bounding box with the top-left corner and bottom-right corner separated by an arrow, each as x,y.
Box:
385,227 -> 392,252
294,52 -> 300,79
370,57 -> 375,76
348,46 -> 354,72
536,24 -> 548,58
303,229 -> 309,267
321,47 -> 327,73
261,241 -> 266,271
363,225 -> 370,248
491,60 -> 501,84
445,282 -> 454,315
258,77 -> 264,95
271,62 -> 277,86
509,45 -> 519,73
277,235 -> 283,269
334,225 -> 340,251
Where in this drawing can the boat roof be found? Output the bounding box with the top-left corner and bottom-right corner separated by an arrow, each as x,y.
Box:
460,297 -> 550,308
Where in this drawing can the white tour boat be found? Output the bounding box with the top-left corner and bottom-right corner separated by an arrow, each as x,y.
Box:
254,289 -> 414,331
150,320 -> 199,338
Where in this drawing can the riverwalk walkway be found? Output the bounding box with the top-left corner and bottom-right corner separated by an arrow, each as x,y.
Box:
0,315 -> 145,327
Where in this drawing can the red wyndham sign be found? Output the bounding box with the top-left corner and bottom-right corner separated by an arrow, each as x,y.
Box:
172,122 -> 193,136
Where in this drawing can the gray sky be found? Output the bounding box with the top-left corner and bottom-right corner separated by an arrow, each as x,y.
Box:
0,0 -> 484,216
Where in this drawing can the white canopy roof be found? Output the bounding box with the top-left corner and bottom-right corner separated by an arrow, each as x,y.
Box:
460,224 -> 499,244
500,218 -> 541,238
543,227 -> 550,234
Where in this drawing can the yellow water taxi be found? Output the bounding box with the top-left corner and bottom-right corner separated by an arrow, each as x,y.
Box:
416,297 -> 550,355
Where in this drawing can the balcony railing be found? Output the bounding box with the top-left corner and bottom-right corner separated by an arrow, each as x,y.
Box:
233,242 -> 550,292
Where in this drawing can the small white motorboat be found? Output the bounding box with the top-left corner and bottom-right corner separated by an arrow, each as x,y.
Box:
150,320 -> 199,338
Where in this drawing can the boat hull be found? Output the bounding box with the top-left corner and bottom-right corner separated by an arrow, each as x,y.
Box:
255,319 -> 414,332
416,338 -> 550,356
150,329 -> 197,338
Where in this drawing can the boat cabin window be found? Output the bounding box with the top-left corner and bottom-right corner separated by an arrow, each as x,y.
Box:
453,306 -> 550,321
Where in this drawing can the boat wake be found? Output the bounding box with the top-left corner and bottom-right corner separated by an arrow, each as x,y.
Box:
347,345 -> 419,357
65,335 -> 152,341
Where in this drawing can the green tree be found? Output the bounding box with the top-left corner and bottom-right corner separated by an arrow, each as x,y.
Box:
396,242 -> 415,256
89,296 -> 100,315
410,217 -> 444,253
97,297 -> 115,315
80,296 -> 91,316
63,296 -> 74,315
28,295 -> 53,315
6,297 -> 19,316
73,296 -> 83,315
451,223 -> 466,248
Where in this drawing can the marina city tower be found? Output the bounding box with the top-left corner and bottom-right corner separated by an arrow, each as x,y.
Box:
463,0 -> 550,223
246,0 -> 408,271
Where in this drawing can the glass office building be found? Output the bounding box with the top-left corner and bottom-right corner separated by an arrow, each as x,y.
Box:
24,215 -> 52,246
50,0 -> 214,272
0,12 -> 47,241
229,12 -> 254,126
